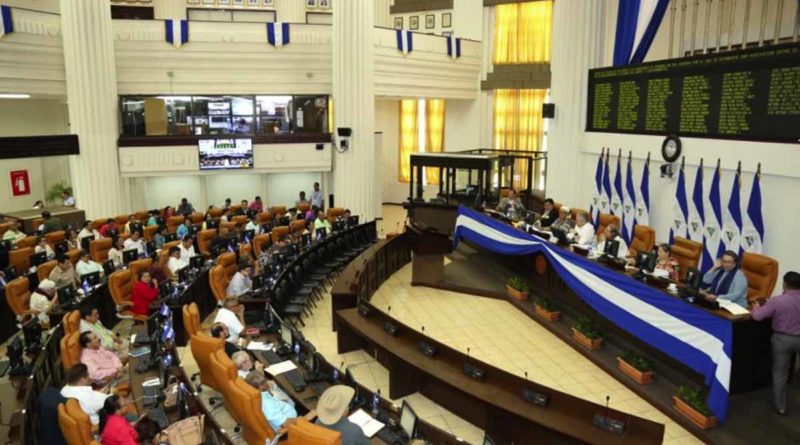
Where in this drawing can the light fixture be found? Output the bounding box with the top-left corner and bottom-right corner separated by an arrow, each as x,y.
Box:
0,93 -> 31,99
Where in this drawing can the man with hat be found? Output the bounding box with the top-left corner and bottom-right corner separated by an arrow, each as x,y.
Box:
244,370 -> 304,433
29,278 -> 58,325
316,385 -> 371,445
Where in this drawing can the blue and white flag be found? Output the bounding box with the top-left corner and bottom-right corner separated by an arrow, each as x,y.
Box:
267,22 -> 290,47
396,29 -> 413,55
742,166 -> 764,253
613,0 -> 670,65
590,148 -> 605,227
0,5 -> 13,38
722,164 -> 743,254
622,152 -> 636,244
453,206 -> 733,421
635,152 -> 650,226
165,19 -> 188,49
669,159 -> 688,244
687,161 -> 706,243
703,160 -> 724,272
611,150 -> 624,216
600,150 -> 613,214
446,35 -> 461,60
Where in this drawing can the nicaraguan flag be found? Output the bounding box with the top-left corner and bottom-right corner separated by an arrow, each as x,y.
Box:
267,22 -> 290,47
396,29 -> 413,55
635,153 -> 650,226
669,160 -> 688,244
687,162 -> 705,243
165,19 -> 188,49
622,153 -> 636,244
590,148 -> 605,227
613,0 -> 670,65
611,151 -> 624,216
600,151 -> 613,214
722,166 -> 743,254
742,168 -> 764,253
446,35 -> 461,60
703,161 -> 724,272
0,5 -> 13,39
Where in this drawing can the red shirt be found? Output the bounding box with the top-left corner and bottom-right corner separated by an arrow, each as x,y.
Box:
99,224 -> 116,237
100,414 -> 138,445
131,280 -> 159,316
249,201 -> 263,212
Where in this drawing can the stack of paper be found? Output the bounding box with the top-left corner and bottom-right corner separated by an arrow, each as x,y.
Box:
246,341 -> 274,351
719,300 -> 750,316
347,409 -> 385,437
265,360 -> 297,376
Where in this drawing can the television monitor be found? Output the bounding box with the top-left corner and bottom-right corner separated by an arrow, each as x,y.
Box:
685,268 -> 702,290
603,239 -> 620,258
177,266 -> 189,284
260,222 -> 273,234
188,225 -> 200,237
164,233 -> 178,242
102,260 -> 115,276
0,239 -> 11,251
301,233 -> 311,246
316,227 -> 327,242
278,216 -> 291,226
332,220 -> 346,232
7,337 -> 25,373
252,273 -> 266,290
82,271 -> 101,287
345,368 -> 362,405
146,313 -> 160,340
122,249 -> 138,265
80,235 -> 95,251
211,245 -> 226,259
198,139 -> 253,170
54,241 -> 69,256
130,222 -> 144,235
22,318 -> 43,352
636,250 -> 657,273
57,285 -> 77,305
159,281 -> 173,298
240,229 -> 255,243
189,255 -> 204,269
280,322 -> 293,347
144,241 -> 156,258
399,401 -> 418,439
30,251 -> 47,267
106,228 -> 119,239
347,216 -> 359,227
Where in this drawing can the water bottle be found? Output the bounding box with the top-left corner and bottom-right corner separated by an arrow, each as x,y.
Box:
82,279 -> 91,295
293,342 -> 301,361
371,390 -> 381,415
332,368 -> 339,383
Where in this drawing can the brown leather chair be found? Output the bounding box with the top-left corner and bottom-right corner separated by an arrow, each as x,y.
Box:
166,216 -> 185,234
9,247 -> 34,274
32,217 -> 44,230
91,218 -> 110,232
190,333 -> 225,391
219,221 -> 236,233
741,252 -> 779,304
628,225 -> 656,257
189,212 -> 204,224
231,215 -> 248,226
219,252 -> 237,279
288,418 -> 341,445
253,233 -> 270,257
0,222 -> 12,238
143,225 -> 159,242
296,203 -> 311,214
159,240 -> 181,263
62,310 -> 81,336
67,248 -> 82,265
16,236 -> 37,248
232,378 -> 277,444
270,206 -> 287,217
5,277 -> 34,321
58,399 -> 94,445
596,213 -> 621,236
289,219 -> 306,234
108,269 -> 142,321
60,331 -> 82,370
129,258 -> 152,280
257,212 -> 272,225
326,207 -> 345,223
208,349 -> 240,418
671,237 -> 703,280
197,229 -> 216,257
209,264 -> 229,302
570,208 -> 588,222
182,303 -> 201,338
114,215 -> 130,226
37,260 -> 58,282
228,205 -> 243,216
134,210 -> 150,221
272,226 -> 290,244
89,237 -> 113,263
44,230 -> 66,245
207,207 -> 225,218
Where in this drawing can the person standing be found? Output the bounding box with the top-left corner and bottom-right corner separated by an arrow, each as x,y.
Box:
751,271 -> 800,416
310,182 -> 324,209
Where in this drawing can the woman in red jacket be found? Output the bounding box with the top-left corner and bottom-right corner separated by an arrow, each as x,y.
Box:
99,395 -> 138,445
131,270 -> 159,317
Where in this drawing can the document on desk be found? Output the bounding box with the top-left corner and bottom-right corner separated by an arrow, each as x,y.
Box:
347,409 -> 385,437
719,300 -> 750,316
265,360 -> 297,376
246,341 -> 273,351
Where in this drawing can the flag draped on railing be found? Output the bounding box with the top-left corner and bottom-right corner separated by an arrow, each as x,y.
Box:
722,162 -> 743,255
396,30 -> 413,55
613,0 -> 670,65
635,152 -> 650,227
669,157 -> 688,244
0,5 -> 13,38
703,160 -> 724,272
446,35 -> 461,60
742,163 -> 764,253
267,22 -> 290,47
611,150 -> 624,216
165,19 -> 188,48
622,152 -> 636,244
590,148 -> 605,227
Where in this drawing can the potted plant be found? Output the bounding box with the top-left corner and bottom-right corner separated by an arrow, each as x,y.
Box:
617,351 -> 654,384
572,316 -> 603,350
45,182 -> 72,205
673,386 -> 717,429
505,276 -> 530,301
534,297 -> 561,321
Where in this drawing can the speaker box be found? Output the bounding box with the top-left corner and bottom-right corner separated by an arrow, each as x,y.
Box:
542,103 -> 555,119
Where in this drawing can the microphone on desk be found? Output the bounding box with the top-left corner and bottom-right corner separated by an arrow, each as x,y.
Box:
467,347 -> 470,356
387,306 -> 392,313
603,395 -> 610,425
524,371 -> 528,383
421,326 -> 425,334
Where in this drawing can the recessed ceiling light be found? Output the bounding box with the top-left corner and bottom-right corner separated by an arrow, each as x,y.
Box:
0,93 -> 31,99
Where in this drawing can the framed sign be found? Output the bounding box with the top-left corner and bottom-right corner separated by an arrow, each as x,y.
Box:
442,12 -> 452,28
10,170 -> 30,197
409,16 -> 418,30
394,16 -> 403,29
425,14 -> 434,29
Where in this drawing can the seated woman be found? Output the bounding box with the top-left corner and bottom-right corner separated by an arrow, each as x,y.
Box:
130,271 -> 159,317
29,279 -> 58,326
134,417 -> 168,445
653,243 -> 680,281
35,237 -> 56,261
549,206 -> 575,233
108,236 -> 126,269
99,395 -> 138,445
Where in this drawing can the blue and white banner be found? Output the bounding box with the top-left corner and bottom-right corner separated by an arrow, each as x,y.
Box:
165,19 -> 188,48
704,161 -> 724,272
453,206 -> 733,421
611,151 -> 624,216
687,161 -> 706,243
613,0 -> 670,65
669,160 -> 688,244
635,153 -> 650,226
396,29 -> 413,55
722,165 -> 743,254
267,22 -> 290,47
446,35 -> 461,60
742,167 -> 764,253
622,152 -> 636,245
590,148 -> 605,227
600,151 -> 613,214
0,5 -> 13,39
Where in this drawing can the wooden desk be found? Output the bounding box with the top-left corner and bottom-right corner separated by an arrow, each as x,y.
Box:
0,206 -> 85,233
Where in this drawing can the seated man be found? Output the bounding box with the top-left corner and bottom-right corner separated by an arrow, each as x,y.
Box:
313,208 -> 332,233
176,218 -> 190,240
496,189 -> 525,221
79,331 -> 125,385
549,206 -> 576,233
148,253 -> 171,284
296,191 -> 310,207
123,231 -> 146,256
595,224 -> 628,259
245,370 -> 304,433
245,214 -> 261,235
75,250 -> 104,277
62,191 -> 76,207
79,304 -> 126,356
232,350 -> 264,379
177,197 -> 195,215
78,221 -> 100,244
227,263 -> 253,298
166,246 -> 182,276
61,364 -> 110,425
249,196 -> 264,213
178,235 -> 195,268
99,218 -> 117,238
567,211 -> 595,247
316,385 -> 371,445
41,211 -> 64,234
700,250 -> 749,309
536,198 -> 559,228
2,219 -> 26,248
35,237 -> 56,261
213,297 -> 244,343
49,256 -> 79,288
211,322 -> 242,358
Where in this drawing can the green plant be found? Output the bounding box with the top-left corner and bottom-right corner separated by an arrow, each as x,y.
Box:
45,182 -> 72,205
506,276 -> 529,293
621,351 -> 653,372
536,296 -> 561,312
573,316 -> 602,339
676,386 -> 713,417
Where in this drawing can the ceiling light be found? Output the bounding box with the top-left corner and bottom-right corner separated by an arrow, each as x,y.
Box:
0,93 -> 31,99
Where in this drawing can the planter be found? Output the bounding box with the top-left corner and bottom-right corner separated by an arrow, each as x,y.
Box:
673,396 -> 718,429
572,328 -> 603,350
617,357 -> 653,384
534,304 -> 561,322
506,285 -> 529,301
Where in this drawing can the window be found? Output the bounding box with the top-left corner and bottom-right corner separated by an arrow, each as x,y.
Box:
493,89 -> 548,189
493,1 -> 553,65
398,98 -> 445,184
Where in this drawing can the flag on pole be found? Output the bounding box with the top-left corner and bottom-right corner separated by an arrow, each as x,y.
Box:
687,159 -> 706,243
635,152 -> 651,227
601,150 -> 613,214
742,163 -> 764,253
611,150 -> 624,216
622,151 -> 637,244
703,159 -> 724,272
722,162 -> 743,254
590,148 -> 605,227
669,157 -> 688,244
0,5 -> 13,39
165,19 -> 188,48
396,30 -> 413,55
267,22 -> 290,47
446,35 -> 461,59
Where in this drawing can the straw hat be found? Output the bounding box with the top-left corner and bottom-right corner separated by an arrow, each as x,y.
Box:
317,385 -> 355,425
38,279 -> 56,291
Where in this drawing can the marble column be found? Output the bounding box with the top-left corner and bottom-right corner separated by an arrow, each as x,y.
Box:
545,0 -> 606,205
61,0 -> 125,218
332,0 -> 378,220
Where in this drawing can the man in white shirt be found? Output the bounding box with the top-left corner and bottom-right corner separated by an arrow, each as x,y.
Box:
123,231 -> 146,255
77,221 -> 100,245
568,211 -> 595,246
166,246 -> 182,276
227,264 -> 253,298
62,191 -> 76,207
60,364 -> 110,425
232,350 -> 264,379
75,250 -> 104,277
310,182 -> 324,209
178,236 -> 196,269
595,224 -> 629,259
213,297 -> 245,343
245,214 -> 261,235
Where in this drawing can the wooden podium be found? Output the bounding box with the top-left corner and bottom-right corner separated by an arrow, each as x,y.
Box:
0,206 -> 86,233
410,228 -> 452,286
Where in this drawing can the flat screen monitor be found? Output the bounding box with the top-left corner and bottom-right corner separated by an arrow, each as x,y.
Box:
177,266 -> 189,284
301,233 -> 311,246
240,229 -> 255,243
81,235 -> 94,251
315,227 -> 326,242
146,313 -> 160,340
159,281 -> 172,298
82,271 -> 101,287
280,322 -> 293,347
122,249 -> 138,264
636,250 -> 657,273
261,222 -> 273,234
54,241 -> 69,256
347,216 -> 359,227
57,285 -> 76,305
30,251 -> 47,266
685,267 -> 702,290
189,255 -> 204,269
399,400 -> 418,438
252,273 -> 266,290
603,239 -> 620,257
198,138 -> 253,170
207,218 -> 220,230
102,259 -> 115,276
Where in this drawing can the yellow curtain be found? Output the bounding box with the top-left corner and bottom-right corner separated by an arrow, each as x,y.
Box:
493,1 -> 553,65
424,99 -> 445,185
493,89 -> 547,189
398,99 -> 419,183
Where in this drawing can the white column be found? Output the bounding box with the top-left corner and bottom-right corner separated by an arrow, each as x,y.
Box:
546,0 -> 606,205
332,0 -> 378,220
61,0 -> 125,219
